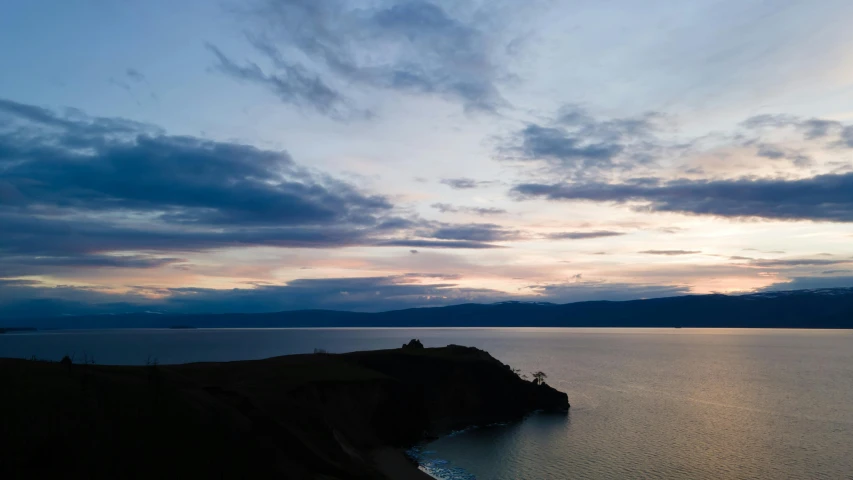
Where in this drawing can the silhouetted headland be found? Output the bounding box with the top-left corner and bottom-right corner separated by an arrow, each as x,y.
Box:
0,343 -> 568,479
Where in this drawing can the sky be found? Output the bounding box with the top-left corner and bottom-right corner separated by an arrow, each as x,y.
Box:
2,0 -> 853,317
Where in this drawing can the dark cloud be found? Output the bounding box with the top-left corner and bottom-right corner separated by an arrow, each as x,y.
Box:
743,114 -> 837,138
0,213 -> 378,257
0,98 -> 159,140
499,106 -> 662,175
754,144 -> 811,166
547,231 -> 625,240
378,218 -> 519,248
2,133 -> 391,226
0,99 -> 500,276
431,203 -> 457,213
512,171 -> 853,223
0,279 -> 42,287
0,255 -> 186,277
126,68 -> 146,82
401,272 -> 462,280
426,223 -> 520,242
377,239 -> 502,249
0,99 -> 392,251
759,276 -> 853,292
822,270 -> 852,275
554,106 -> 659,138
431,203 -> 506,215
465,207 -> 507,216
640,250 -> 700,255
376,217 -> 418,230
755,145 -> 784,159
749,258 -> 851,267
207,43 -> 359,120
511,124 -> 623,167
439,177 -> 492,189
742,114 -> 853,149
212,0 -> 510,117
501,109 -> 853,181
803,119 -> 840,139
841,126 -> 853,148
743,248 -> 786,254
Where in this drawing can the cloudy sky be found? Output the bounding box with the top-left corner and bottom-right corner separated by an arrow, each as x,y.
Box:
2,0 -> 853,317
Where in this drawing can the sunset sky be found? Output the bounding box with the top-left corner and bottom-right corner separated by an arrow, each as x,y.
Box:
2,0 -> 853,317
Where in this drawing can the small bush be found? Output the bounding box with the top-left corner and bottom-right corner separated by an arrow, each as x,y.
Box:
531,371 -> 547,385
81,351 -> 95,365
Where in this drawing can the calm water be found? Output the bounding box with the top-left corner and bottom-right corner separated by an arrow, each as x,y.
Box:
2,328 -> 852,479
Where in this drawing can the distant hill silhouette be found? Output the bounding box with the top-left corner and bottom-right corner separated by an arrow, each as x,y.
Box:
5,288 -> 853,330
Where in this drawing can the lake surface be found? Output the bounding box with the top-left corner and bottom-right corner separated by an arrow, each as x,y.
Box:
3,328 -> 852,479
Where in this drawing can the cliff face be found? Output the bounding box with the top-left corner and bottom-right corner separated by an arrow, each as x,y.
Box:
344,345 -> 569,437
0,345 -> 568,479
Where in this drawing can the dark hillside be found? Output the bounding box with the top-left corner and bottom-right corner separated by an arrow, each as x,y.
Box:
0,345 -> 568,479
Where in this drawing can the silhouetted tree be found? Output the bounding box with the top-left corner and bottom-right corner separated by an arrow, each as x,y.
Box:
532,371 -> 547,385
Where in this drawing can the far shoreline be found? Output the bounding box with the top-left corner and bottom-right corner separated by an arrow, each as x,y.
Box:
4,287 -> 853,330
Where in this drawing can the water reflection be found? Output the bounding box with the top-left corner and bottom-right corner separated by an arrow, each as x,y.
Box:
417,330 -> 853,479
419,413 -> 572,479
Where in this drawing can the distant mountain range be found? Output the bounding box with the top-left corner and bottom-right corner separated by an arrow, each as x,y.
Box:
4,288 -> 853,330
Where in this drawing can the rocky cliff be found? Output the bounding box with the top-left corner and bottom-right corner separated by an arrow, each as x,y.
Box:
345,344 -> 569,437
0,344 -> 569,479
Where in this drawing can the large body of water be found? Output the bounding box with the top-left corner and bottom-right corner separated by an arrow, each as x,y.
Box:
2,328 -> 852,479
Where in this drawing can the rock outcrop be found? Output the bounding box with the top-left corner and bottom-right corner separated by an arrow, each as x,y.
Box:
345,344 -> 569,437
